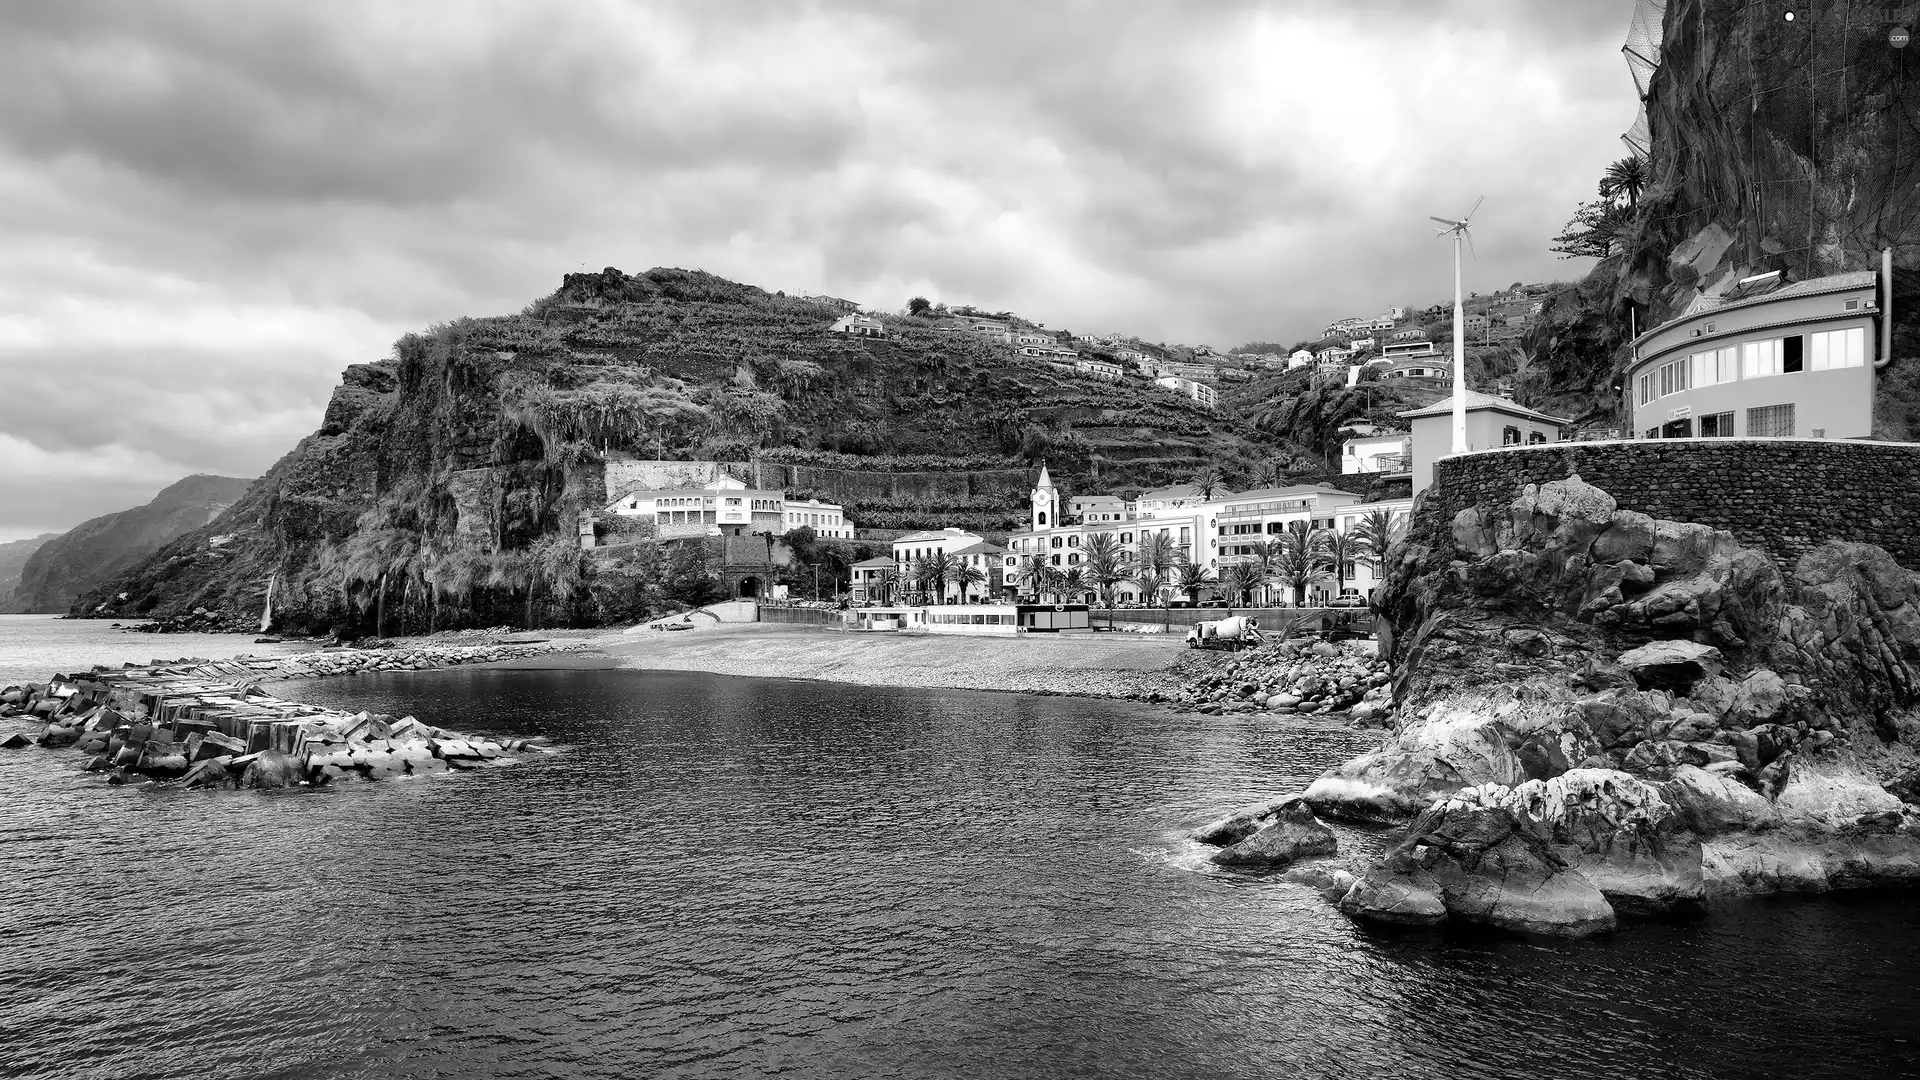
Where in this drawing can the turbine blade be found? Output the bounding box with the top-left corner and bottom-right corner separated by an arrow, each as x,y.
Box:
1466,229 -> 1478,260
1429,216 -> 1461,227
1464,195 -> 1485,222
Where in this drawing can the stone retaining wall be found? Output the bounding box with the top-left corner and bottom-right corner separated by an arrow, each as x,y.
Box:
1417,439 -> 1920,567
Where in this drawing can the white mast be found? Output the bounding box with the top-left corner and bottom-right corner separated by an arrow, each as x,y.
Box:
1431,196 -> 1483,455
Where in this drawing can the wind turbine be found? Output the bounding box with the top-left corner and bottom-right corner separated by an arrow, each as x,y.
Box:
1431,196 -> 1482,455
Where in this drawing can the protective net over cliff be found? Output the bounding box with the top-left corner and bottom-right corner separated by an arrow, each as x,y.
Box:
1621,0 -> 1667,158
1636,0 -> 1920,280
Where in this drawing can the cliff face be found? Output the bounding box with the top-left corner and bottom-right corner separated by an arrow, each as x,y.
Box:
13,475 -> 252,614
1539,0 -> 1920,425
84,268 -> 1299,633
0,533 -> 58,611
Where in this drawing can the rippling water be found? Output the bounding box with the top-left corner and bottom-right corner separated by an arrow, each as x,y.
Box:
3,660 -> 1918,1079
0,614 -> 313,688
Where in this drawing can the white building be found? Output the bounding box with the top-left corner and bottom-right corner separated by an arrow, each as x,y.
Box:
606,475 -> 790,538
893,527 -> 990,566
1341,432 -> 1412,476
830,314 -> 885,338
1155,376 -> 1218,409
1074,358 -> 1123,381
1288,349 -> 1314,369
782,498 -> 851,538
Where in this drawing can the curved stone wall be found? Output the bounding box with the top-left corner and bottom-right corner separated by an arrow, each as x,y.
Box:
1415,439 -> 1920,568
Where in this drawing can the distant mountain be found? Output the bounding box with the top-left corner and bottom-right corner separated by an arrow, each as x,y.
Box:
10,475 -> 254,614
0,533 -> 59,612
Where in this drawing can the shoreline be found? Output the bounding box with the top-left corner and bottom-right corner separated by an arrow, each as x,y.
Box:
587,623 -> 1196,699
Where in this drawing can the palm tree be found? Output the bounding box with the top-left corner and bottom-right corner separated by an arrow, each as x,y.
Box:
1174,559 -> 1215,605
1058,566 -> 1089,604
877,567 -> 901,605
1137,531 -> 1179,577
922,550 -> 955,603
1250,538 -> 1283,607
1015,555 -> 1050,601
1350,508 -> 1406,574
1219,562 -> 1262,606
1272,523 -> 1334,606
1322,529 -> 1359,598
952,561 -> 986,603
1188,465 -> 1225,500
1083,533 -> 1131,608
1599,155 -> 1648,210
1132,568 -> 1167,611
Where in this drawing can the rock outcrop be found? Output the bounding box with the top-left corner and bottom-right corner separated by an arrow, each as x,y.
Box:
1289,474 -> 1920,937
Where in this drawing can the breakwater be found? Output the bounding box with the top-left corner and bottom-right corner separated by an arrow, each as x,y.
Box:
0,640 -> 597,788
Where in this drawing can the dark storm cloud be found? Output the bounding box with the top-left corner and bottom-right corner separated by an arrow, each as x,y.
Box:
0,0 -> 1634,537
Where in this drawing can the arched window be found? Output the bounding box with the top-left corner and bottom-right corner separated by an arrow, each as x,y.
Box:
1037,512 -> 1048,526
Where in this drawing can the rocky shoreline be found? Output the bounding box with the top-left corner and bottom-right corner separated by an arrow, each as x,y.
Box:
0,639 -> 599,789
1194,475 -> 1920,937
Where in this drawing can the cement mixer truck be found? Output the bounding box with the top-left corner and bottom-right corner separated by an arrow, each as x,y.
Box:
1185,614 -> 1263,650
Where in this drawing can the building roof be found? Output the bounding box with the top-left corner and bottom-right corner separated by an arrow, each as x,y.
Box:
1138,482 -> 1224,502
1035,463 -> 1054,490
851,556 -> 897,568
1215,484 -> 1356,502
1631,269 -> 1879,349
1398,389 -> 1571,426
947,541 -> 1007,557
894,528 -> 980,544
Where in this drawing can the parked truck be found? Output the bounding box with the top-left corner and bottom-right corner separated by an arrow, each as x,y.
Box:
1185,614 -> 1263,650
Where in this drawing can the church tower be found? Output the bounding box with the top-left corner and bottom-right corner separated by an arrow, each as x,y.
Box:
1030,463 -> 1060,531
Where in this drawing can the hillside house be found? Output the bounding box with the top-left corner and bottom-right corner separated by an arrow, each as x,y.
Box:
1463,313 -> 1491,334
1348,336 -> 1376,353
1399,390 -> 1571,493
1382,339 -> 1441,360
1342,432 -> 1412,476
1288,349 -> 1314,368
849,556 -> 897,604
1369,316 -> 1396,331
1391,328 -> 1428,342
1155,375 -> 1218,409
607,475 -> 790,539
830,314 -> 885,338
1075,358 -> 1123,381
782,498 -> 851,539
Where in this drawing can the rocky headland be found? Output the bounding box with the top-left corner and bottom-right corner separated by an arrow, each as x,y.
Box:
1196,474 -> 1920,937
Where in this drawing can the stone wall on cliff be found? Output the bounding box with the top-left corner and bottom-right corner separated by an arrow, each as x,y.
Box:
1413,440 -> 1920,569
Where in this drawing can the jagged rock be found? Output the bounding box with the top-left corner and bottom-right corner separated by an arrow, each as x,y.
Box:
1280,864 -> 1357,897
1209,799 -> 1337,868
1615,640 -> 1724,693
1337,873 -> 1448,926
182,757 -> 237,790
1343,803 -> 1616,937
1192,798 -> 1299,846
240,750 -> 305,789
0,731 -> 31,750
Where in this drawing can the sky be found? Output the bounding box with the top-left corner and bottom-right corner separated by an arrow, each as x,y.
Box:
0,0 -> 1635,540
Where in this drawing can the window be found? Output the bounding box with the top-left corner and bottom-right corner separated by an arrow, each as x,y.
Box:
1810,327 -> 1866,370
1527,431 -> 1547,445
1502,426 -> 1521,445
1692,346 -> 1739,387
1120,532 -> 1133,544
1067,535 -> 1080,547
1050,537 -> 1063,548
1783,335 -> 1803,372
1644,427 -> 1660,440
1700,411 -> 1735,437
1748,404 -> 1795,437
1742,339 -> 1783,378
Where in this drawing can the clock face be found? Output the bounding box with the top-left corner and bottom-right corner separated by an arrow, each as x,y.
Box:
1033,491 -> 1048,504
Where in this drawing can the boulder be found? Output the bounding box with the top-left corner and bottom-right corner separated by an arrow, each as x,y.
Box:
1727,670 -> 1789,727
1209,799 -> 1338,868
0,731 -> 31,750
1302,699 -> 1529,822
182,757 -> 238,790
1615,640 -> 1724,693
1342,803 -> 1617,937
240,750 -> 305,790
1337,872 -> 1448,926
1192,798 -> 1300,847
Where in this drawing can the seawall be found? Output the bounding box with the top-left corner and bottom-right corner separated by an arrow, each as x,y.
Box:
1416,439 -> 1920,568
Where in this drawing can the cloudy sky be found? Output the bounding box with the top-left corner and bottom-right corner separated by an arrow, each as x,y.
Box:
0,0 -> 1634,539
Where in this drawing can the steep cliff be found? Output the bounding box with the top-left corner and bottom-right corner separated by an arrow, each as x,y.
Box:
13,475 -> 252,614
0,533 -> 57,612
82,268 -> 1299,633
1538,0 -> 1920,425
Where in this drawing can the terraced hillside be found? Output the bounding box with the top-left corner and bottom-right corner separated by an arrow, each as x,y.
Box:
80,267 -> 1302,632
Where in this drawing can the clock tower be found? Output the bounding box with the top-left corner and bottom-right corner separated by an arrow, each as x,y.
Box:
1030,463 -> 1059,532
